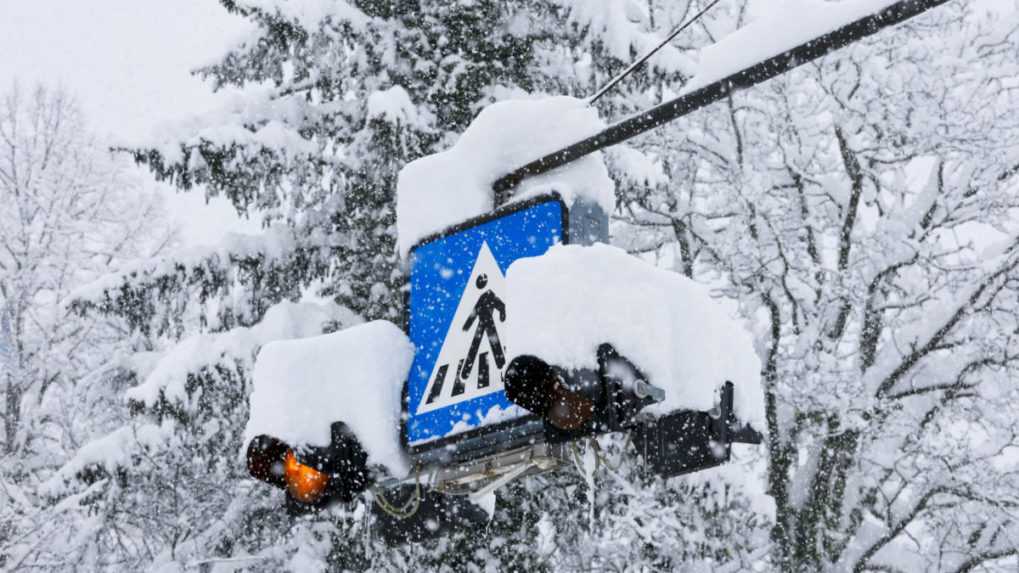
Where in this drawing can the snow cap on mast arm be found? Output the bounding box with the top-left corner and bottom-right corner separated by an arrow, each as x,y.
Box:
396,96 -> 616,259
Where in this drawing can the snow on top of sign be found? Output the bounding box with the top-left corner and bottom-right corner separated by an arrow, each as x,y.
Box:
244,320 -> 414,475
504,243 -> 764,428
681,0 -> 900,95
396,96 -> 614,258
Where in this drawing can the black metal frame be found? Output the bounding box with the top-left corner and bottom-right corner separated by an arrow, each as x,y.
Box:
402,192 -> 571,460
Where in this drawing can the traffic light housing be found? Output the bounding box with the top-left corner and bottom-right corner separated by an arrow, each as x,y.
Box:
246,421 -> 372,514
246,425 -> 494,545
504,343 -> 664,443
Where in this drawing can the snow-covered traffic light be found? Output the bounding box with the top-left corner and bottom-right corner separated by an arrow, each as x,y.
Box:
505,345 -> 762,480
245,422 -> 372,514
246,424 -> 494,544
504,344 -> 666,442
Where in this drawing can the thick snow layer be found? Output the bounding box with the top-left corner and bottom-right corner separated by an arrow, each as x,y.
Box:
396,96 -> 614,257
244,320 -> 414,475
504,244 -> 764,428
124,300 -> 355,407
682,0 -> 899,94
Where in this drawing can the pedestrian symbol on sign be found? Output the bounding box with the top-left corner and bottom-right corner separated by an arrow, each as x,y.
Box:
459,273 -> 506,380
417,242 -> 508,414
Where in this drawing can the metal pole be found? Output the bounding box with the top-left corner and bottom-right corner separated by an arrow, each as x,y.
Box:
493,0 -> 952,204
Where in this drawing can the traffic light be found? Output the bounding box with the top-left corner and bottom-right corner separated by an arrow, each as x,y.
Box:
246,424 -> 494,544
505,346 -> 762,480
246,422 -> 372,514
504,343 -> 665,443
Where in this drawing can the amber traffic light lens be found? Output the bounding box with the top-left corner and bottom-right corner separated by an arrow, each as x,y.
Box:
505,355 -> 594,430
284,450 -> 330,504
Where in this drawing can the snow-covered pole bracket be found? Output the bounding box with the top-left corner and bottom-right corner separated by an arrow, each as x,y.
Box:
492,0 -> 952,205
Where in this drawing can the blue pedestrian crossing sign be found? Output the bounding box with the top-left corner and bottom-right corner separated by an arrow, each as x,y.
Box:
404,194 -> 567,450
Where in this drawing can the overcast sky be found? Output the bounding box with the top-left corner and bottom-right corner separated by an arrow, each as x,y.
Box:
0,0 -> 257,245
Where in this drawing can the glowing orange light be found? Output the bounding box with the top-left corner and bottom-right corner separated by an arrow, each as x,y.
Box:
284,450 -> 329,504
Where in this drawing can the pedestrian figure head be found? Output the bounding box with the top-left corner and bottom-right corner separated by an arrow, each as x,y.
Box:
475,274 -> 488,289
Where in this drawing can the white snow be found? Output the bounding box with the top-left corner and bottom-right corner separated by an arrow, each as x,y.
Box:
244,320 -> 415,475
567,0 -> 695,77
130,85 -> 322,166
682,0 -> 900,94
446,403 -> 528,438
366,86 -> 420,125
42,422 -> 173,496
124,300 -> 355,407
606,146 -> 668,188
504,243 -> 765,428
396,96 -> 615,257
70,224 -> 302,305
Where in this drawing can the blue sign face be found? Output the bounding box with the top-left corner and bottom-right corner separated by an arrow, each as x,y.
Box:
405,196 -> 565,448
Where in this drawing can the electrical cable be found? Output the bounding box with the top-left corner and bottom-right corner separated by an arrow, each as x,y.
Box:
372,465 -> 422,519
587,0 -> 723,105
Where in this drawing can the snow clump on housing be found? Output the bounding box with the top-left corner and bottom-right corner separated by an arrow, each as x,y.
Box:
244,320 -> 415,475
504,243 -> 765,429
